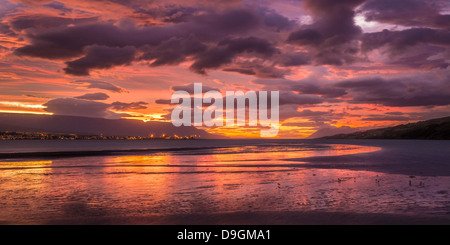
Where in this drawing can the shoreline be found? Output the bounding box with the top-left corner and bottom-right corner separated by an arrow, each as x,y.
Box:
5,211 -> 449,225
0,145 -> 227,159
0,139 -> 375,159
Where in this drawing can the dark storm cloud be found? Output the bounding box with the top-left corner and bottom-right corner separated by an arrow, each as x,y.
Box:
140,36 -> 207,67
254,7 -> 296,31
286,0 -> 450,72
303,0 -> 366,13
14,23 -> 130,59
359,0 -> 450,28
10,0 -> 449,77
361,28 -> 450,53
191,8 -> 260,33
12,7 -> 290,76
276,52 -> 311,67
13,7 -> 263,59
9,15 -> 98,31
286,0 -> 449,68
359,27 -> 450,69
189,36 -> 278,74
384,45 -> 449,69
138,4 -> 294,30
356,0 -> 450,69
223,60 -> 287,78
288,29 -> 323,46
335,75 -> 450,107
63,45 -> 136,75
74,92 -> 110,101
287,0 -> 365,66
13,21 -> 184,60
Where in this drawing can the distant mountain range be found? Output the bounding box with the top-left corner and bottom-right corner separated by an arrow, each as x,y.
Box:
0,113 -> 218,139
320,116 -> 450,140
3,113 -> 449,140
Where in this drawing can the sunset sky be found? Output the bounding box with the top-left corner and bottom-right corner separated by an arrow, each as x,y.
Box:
0,0 -> 449,138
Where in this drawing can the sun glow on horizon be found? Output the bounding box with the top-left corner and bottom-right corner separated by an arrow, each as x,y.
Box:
0,109 -> 53,115
0,101 -> 51,115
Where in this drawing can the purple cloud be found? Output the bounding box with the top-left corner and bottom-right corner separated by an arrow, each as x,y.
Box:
44,98 -> 148,118
335,75 -> 450,107
43,98 -> 113,118
70,80 -> 127,93
110,101 -> 149,110
75,92 -> 110,101
64,45 -> 136,76
359,0 -> 450,28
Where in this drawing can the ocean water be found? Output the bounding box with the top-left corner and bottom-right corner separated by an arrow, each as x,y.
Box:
0,139 -> 449,224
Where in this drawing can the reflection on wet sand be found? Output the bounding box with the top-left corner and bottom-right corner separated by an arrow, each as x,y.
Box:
0,142 -> 449,224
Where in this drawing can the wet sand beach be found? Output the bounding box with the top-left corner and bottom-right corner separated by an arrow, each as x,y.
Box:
0,139 -> 449,225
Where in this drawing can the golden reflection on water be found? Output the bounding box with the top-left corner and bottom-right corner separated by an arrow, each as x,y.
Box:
0,160 -> 52,181
0,160 -> 52,168
1,143 -> 449,224
105,144 -> 380,167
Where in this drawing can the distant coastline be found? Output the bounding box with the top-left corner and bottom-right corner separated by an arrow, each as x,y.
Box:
320,116 -> 450,140
0,113 -> 217,139
0,131 -> 198,140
